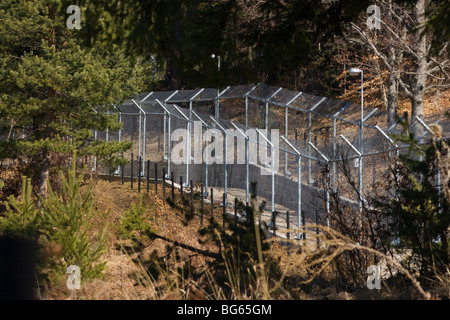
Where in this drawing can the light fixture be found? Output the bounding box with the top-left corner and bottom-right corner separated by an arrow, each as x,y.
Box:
349,68 -> 363,76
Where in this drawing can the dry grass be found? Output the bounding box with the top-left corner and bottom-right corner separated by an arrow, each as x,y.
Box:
38,177 -> 449,300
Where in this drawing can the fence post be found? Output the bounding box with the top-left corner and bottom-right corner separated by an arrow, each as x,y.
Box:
147,160 -> 150,193
162,168 -> 166,198
155,163 -> 158,193
234,197 -> 238,226
200,184 -> 204,226
138,156 -> 142,193
171,172 -> 175,202
190,180 -> 194,217
180,176 -> 183,199
272,212 -> 276,237
210,188 -> 214,217
223,193 -> 226,229
131,153 -> 134,190
286,211 -> 290,240
302,210 -> 306,240
315,209 -> 319,244
121,165 -> 124,185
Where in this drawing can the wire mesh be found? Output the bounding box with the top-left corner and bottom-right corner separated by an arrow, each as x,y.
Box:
86,84 -> 449,228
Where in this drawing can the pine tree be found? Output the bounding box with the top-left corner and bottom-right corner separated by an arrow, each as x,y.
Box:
375,120 -> 450,279
0,0 -> 149,197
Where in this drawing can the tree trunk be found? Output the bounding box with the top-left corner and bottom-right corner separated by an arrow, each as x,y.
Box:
411,0 -> 428,137
38,148 -> 50,200
387,71 -> 398,127
387,44 -> 402,128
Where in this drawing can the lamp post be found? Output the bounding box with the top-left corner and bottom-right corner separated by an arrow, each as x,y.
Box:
349,68 -> 364,216
349,68 -> 364,153
211,54 -> 221,118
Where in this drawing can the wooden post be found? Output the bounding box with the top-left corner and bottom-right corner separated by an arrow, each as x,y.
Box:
154,163 -> 158,193
286,211 -> 290,240
147,160 -> 150,193
200,184 -> 204,226
210,188 -> 214,217
130,153 -> 134,190
180,176 -> 183,199
171,172 -> 175,202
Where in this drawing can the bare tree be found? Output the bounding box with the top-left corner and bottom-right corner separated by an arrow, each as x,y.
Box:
350,0 -> 450,132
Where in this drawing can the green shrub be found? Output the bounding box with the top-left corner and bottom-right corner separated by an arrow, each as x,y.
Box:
117,195 -> 153,241
40,165 -> 108,283
0,162 -> 108,286
0,176 -> 40,240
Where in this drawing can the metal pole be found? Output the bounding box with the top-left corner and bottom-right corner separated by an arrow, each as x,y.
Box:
138,112 -> 142,162
271,144 -> 275,215
309,142 -> 330,225
332,117 -> 337,192
340,135 -> 363,216
192,111 -> 210,198
223,193 -> 226,229
231,122 -> 249,204
142,114 -> 147,176
167,114 -> 172,177
359,72 -> 364,209
256,128 -> 275,214
216,56 -> 221,119
138,156 -> 142,193
163,113 -> 167,160
245,135 -> 249,204
308,111 -> 312,185
224,132 -> 228,204
186,120 -> 190,186
210,116 -> 229,204
245,95 -> 248,130
117,112 -> 122,175
281,136 -> 302,240
285,106 -> 289,176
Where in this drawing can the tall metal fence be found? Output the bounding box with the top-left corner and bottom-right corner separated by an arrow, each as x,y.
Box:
88,84 -> 450,237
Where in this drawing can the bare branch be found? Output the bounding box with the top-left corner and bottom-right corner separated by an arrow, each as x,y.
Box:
350,22 -> 392,71
425,83 -> 450,91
